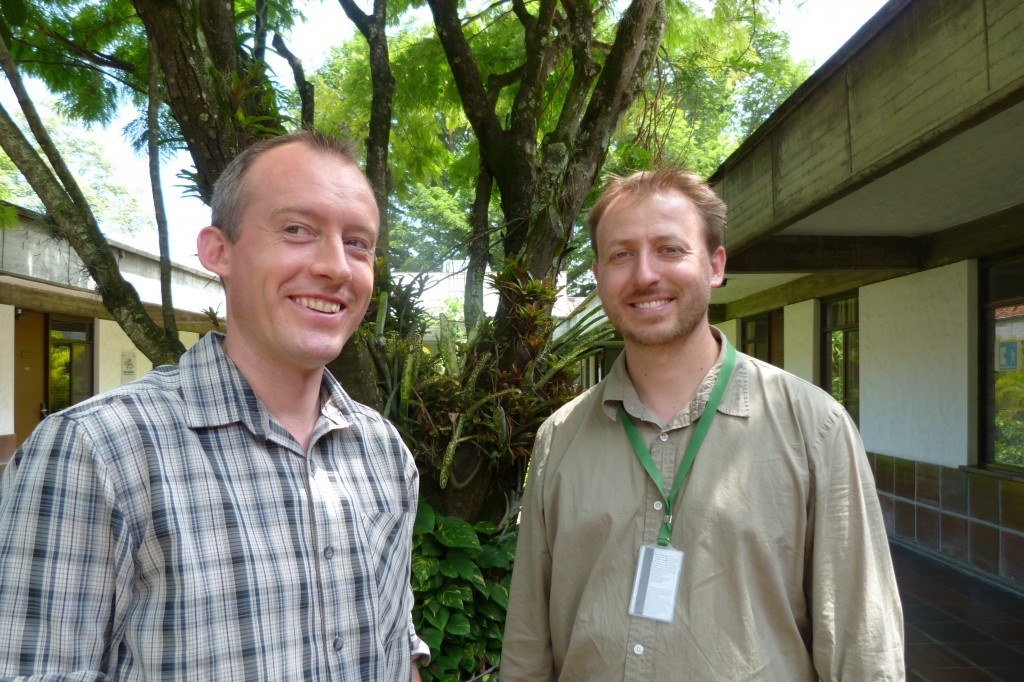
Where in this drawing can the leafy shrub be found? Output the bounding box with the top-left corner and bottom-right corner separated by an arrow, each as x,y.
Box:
412,502 -> 517,682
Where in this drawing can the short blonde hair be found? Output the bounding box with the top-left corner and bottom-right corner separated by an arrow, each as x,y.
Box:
587,168 -> 726,256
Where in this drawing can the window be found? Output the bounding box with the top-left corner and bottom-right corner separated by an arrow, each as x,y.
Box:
741,309 -> 784,367
821,295 -> 859,424
581,342 -> 623,389
48,317 -> 94,414
983,257 -> 1024,470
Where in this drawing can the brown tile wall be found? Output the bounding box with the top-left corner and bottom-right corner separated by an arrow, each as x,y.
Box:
870,452 -> 1024,590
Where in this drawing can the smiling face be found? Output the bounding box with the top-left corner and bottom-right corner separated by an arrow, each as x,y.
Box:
593,189 -> 725,351
198,142 -> 379,376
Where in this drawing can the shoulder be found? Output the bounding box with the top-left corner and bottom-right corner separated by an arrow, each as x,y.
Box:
538,381 -> 605,439
52,363 -> 185,430
738,353 -> 844,417
531,382 -> 607,481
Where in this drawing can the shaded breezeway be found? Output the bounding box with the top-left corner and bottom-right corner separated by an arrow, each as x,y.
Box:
894,542 -> 1024,680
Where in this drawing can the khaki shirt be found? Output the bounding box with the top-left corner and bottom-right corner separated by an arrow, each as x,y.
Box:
502,333 -> 904,681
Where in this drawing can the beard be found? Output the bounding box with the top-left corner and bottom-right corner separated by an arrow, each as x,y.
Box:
605,285 -> 711,349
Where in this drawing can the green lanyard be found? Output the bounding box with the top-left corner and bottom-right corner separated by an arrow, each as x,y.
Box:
618,339 -> 736,547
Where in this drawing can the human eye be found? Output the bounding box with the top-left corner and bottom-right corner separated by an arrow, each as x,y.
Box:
283,223 -> 313,238
345,236 -> 374,254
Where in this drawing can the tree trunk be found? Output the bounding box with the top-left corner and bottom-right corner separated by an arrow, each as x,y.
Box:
148,40 -> 178,339
464,160 -> 492,331
0,28 -> 184,366
338,0 -> 395,268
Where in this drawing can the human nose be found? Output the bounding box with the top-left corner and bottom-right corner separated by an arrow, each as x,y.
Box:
309,234 -> 352,283
633,250 -> 660,286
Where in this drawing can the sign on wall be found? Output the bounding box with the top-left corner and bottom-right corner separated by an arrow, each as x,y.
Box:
121,350 -> 137,384
997,340 -> 1021,371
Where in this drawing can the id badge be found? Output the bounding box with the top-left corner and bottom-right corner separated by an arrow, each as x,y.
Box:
628,544 -> 683,623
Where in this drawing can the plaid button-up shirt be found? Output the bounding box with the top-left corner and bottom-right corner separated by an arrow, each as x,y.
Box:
0,333 -> 426,680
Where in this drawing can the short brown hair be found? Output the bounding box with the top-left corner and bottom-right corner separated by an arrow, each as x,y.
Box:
211,131 -> 361,242
587,168 -> 726,256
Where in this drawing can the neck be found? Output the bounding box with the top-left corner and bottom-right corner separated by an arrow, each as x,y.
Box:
222,336 -> 324,451
623,325 -> 720,424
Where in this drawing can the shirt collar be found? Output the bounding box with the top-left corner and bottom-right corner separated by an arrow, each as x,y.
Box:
181,333 -> 353,438
601,326 -> 750,427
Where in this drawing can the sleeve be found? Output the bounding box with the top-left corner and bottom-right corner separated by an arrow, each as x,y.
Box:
0,414 -> 134,679
807,409 -> 905,680
401,442 -> 431,663
500,420 -> 556,682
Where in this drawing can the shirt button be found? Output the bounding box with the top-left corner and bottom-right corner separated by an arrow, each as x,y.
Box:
653,501 -> 663,511
333,636 -> 343,652
658,432 -> 668,442
324,546 -> 335,559
633,644 -> 644,655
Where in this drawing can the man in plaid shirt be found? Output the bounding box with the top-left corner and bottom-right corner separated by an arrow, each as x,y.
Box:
0,131 -> 428,680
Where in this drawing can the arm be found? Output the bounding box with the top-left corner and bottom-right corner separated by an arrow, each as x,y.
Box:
500,422 -> 556,681
0,415 -> 133,678
399,441 -> 431,668
808,410 -> 905,680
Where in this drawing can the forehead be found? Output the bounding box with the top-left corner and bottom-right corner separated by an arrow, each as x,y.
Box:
240,143 -> 379,227
597,189 -> 702,241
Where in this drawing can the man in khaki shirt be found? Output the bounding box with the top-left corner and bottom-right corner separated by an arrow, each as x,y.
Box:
501,169 -> 904,680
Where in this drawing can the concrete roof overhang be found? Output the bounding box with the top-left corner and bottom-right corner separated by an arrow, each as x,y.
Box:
707,0 -> 1024,320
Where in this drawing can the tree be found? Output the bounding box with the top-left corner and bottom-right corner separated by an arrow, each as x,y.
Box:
0,0 -> 304,363
3,0 -> 806,523
0,24 -> 185,364
0,106 -> 151,232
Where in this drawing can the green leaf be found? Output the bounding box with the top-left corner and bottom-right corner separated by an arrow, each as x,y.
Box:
473,520 -> 498,534
445,612 -> 471,636
439,558 -> 459,579
474,544 -> 510,569
411,555 -> 438,584
488,582 -> 509,609
437,583 -> 464,609
435,515 -> 481,550
421,627 -> 444,650
424,605 -> 450,631
476,599 -> 505,621
414,501 -> 436,535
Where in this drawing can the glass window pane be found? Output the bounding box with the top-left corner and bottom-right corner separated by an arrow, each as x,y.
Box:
991,306 -> 1024,467
70,343 -> 92,405
829,330 -> 845,403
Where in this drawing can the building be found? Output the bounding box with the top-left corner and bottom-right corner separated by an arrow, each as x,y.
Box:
578,0 -> 1024,591
704,0 -> 1024,588
0,203 -> 223,471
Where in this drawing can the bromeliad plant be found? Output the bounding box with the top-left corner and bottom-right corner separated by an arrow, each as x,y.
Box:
359,259 -> 612,678
369,259 -> 614,524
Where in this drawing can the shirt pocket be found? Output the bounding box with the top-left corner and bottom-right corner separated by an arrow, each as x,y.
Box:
358,508 -> 412,644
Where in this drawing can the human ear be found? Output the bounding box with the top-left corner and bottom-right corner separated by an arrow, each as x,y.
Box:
197,226 -> 231,279
709,246 -> 726,288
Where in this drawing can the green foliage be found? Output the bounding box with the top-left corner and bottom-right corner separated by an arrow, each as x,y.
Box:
0,104 -> 151,233
411,502 -> 517,682
364,259 -> 613,513
993,415 -> 1024,468
993,369 -> 1024,467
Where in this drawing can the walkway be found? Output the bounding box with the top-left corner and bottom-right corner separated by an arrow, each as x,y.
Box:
894,542 -> 1024,681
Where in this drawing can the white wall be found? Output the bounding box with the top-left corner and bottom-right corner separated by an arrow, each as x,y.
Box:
94,320 -> 200,393
784,299 -> 819,383
717,318 -> 738,347
0,305 -> 13,435
860,260 -> 978,467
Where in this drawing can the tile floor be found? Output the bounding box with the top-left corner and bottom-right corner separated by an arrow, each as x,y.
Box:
894,542 -> 1024,681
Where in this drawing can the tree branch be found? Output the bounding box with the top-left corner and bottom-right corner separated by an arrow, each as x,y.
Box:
0,25 -> 184,364
39,29 -> 137,73
272,33 -> 313,129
